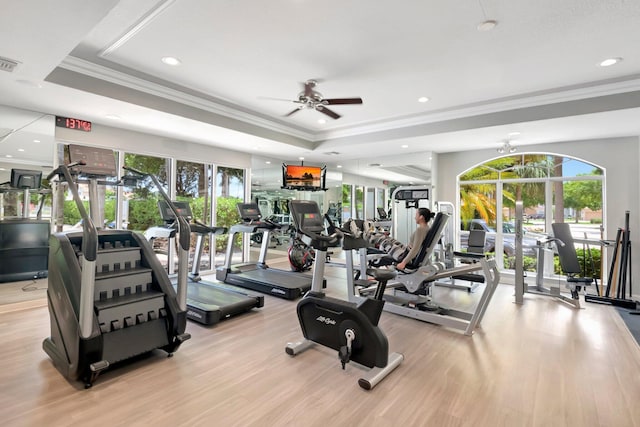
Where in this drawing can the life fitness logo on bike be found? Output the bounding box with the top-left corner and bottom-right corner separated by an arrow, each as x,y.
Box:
315,316 -> 336,325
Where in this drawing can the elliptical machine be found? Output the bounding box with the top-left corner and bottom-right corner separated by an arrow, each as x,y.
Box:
285,200 -> 403,390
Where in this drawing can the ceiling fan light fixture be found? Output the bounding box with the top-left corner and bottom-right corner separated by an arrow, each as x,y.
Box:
281,80 -> 361,120
497,140 -> 516,154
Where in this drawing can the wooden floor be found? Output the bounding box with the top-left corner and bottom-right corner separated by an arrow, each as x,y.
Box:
2,253 -> 640,427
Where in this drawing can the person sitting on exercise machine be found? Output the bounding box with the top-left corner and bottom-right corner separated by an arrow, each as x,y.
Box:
396,207 -> 434,270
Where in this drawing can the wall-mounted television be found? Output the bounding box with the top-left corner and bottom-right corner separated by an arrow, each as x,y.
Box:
282,164 -> 326,191
10,169 -> 42,190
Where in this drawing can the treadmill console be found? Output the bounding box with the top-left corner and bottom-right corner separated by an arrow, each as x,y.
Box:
158,200 -> 193,222
237,203 -> 262,222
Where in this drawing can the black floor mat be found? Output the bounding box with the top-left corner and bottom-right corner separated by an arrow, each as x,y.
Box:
615,306 -> 640,346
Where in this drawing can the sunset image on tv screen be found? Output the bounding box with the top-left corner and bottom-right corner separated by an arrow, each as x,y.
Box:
285,165 -> 321,188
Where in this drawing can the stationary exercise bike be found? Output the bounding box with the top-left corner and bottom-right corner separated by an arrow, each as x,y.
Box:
285,200 -> 403,390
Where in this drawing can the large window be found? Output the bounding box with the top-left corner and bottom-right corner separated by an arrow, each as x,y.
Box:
123,153 -> 171,267
459,154 -> 604,280
216,166 -> 244,264
176,160 -> 212,271
342,184 -> 352,222
355,186 -> 364,219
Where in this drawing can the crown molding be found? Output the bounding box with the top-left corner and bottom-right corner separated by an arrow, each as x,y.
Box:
317,75 -> 640,141
57,56 -> 640,147
59,56 -> 316,141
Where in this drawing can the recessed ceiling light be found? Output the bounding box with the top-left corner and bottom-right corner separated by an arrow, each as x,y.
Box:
599,57 -> 622,67
401,144 -> 409,148
0,168 -> 5,171
33,139 -> 40,143
317,119 -> 326,124
477,20 -> 497,31
508,131 -> 521,138
337,165 -> 342,168
418,97 -> 430,103
17,148 -> 25,152
161,56 -> 182,66
105,114 -> 121,120
5,154 -> 12,158
299,157 -> 304,160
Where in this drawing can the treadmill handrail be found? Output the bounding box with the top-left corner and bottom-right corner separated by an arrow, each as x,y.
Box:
193,219 -> 227,235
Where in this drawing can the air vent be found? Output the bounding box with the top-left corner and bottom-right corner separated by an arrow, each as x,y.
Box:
368,163 -> 382,167
323,151 -> 341,156
0,56 -> 19,73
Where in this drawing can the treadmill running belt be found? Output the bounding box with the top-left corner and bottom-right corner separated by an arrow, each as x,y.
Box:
171,279 -> 263,325
227,268 -> 312,300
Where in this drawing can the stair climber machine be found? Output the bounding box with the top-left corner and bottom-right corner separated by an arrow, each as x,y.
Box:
285,200 -> 404,390
216,202 -> 317,300
144,199 -> 264,325
42,147 -> 190,388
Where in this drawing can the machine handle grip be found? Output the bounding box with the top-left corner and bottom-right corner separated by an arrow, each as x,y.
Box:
303,230 -> 342,245
194,219 -> 228,235
49,163 -> 98,261
122,165 -> 145,176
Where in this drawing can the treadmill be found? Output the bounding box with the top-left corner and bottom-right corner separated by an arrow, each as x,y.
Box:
145,200 -> 263,325
216,203 -> 316,300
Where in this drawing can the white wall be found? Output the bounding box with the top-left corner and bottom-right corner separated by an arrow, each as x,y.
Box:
436,136 -> 640,298
341,172 -> 387,188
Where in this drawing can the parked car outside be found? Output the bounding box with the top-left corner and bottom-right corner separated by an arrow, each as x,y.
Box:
460,219 -> 538,257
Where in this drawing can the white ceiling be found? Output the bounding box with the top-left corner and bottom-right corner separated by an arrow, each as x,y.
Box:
1,0 -> 640,185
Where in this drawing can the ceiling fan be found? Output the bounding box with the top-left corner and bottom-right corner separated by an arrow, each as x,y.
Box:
283,80 -> 363,120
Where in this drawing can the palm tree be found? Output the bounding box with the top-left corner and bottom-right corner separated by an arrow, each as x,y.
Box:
460,155 -> 551,224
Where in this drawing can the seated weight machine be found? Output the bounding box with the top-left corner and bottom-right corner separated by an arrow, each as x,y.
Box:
348,212 -> 501,336
514,201 -> 592,309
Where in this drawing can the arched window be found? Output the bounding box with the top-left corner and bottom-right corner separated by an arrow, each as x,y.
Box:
458,153 -> 604,276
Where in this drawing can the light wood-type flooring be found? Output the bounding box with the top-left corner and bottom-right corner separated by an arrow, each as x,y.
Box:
1,251 -> 640,427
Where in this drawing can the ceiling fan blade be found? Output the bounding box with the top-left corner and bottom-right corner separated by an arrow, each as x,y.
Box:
316,105 -> 341,119
323,98 -> 363,105
284,108 -> 302,117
